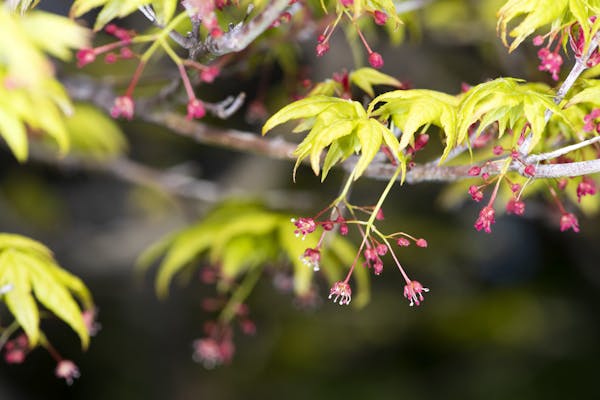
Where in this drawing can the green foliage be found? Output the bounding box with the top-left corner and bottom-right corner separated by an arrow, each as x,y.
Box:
308,68 -> 402,97
262,95 -> 404,181
497,0 -> 600,51
369,89 -> 459,160
458,78 -> 563,151
61,103 -> 128,160
349,68 -> 402,97
0,234 -> 93,348
0,8 -> 90,161
137,202 -> 368,305
70,0 -> 177,30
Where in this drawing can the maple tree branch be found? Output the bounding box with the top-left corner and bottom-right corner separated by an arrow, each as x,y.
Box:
204,0 -> 289,57
66,76 -> 600,184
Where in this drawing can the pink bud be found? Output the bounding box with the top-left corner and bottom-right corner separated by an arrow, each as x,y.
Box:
76,48 -> 96,68
533,35 -> 544,46
187,99 -> 206,120
397,237 -> 410,247
524,164 -> 536,177
415,238 -> 428,248
316,42 -> 329,57
373,10 -> 387,25
468,166 -> 481,176
368,52 -> 384,69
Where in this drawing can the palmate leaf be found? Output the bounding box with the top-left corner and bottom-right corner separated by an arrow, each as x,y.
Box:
497,0 -> 600,52
264,95 -> 403,180
565,79 -> 600,106
457,78 -> 562,151
349,68 -> 402,97
0,9 -> 88,161
139,202 -> 364,300
369,89 -> 459,160
0,234 -> 92,349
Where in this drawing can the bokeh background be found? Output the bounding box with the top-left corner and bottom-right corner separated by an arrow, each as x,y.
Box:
2,0 -> 600,398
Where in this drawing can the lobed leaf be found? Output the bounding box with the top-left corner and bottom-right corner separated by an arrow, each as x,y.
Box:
262,96 -> 352,134
370,89 -> 458,161
0,234 -> 91,348
497,0 -> 568,52
350,67 -> 402,97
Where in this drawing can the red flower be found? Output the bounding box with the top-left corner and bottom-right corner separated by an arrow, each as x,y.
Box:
560,213 -> 580,232
301,247 -> 321,271
403,280 -> 429,307
576,177 -> 597,202
396,237 -> 410,247
474,205 -> 495,233
187,98 -> 206,120
329,281 -> 352,305
110,96 -> 135,120
373,10 -> 387,25
468,185 -> 483,202
55,360 -> 80,385
537,47 -> 563,81
292,217 -> 317,237
368,52 -> 384,69
506,198 -> 525,216
316,42 -> 330,57
76,48 -> 96,68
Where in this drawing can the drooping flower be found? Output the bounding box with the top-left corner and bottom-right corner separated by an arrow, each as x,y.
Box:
396,237 -> 410,247
415,238 -> 428,248
373,10 -> 387,25
468,185 -> 483,202
328,281 -> 352,305
560,212 -> 580,233
576,177 -> 597,202
474,205 -> 496,233
76,48 -> 96,68
187,98 -> 206,120
291,217 -> 317,238
110,95 -> 135,120
55,360 -> 80,385
368,52 -> 384,69
506,198 -> 525,216
316,42 -> 330,57
192,338 -> 223,368
82,308 -> 101,336
537,47 -> 563,81
403,280 -> 429,307
200,66 -> 220,83
3,334 -> 28,364
301,247 -> 321,271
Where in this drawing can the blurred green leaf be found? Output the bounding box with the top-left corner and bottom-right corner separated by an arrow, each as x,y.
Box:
0,234 -> 92,348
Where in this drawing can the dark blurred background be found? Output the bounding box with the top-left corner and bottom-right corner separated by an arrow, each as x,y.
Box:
2,0 -> 600,399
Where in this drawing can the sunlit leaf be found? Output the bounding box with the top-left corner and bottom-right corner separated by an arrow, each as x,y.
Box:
0,234 -> 92,348
370,89 -> 458,160
350,67 -> 402,97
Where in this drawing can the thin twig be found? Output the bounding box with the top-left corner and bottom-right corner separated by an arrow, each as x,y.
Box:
204,0 -> 289,57
520,31 -> 600,154
526,136 -> 600,163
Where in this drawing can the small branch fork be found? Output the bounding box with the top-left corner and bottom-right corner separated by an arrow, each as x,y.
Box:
139,0 -> 290,59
